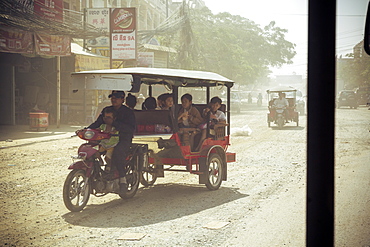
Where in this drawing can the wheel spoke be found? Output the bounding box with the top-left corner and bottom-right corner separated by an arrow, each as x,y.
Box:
209,160 -> 220,183
63,170 -> 90,212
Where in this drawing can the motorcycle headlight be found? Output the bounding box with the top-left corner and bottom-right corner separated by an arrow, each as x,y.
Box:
84,130 -> 95,139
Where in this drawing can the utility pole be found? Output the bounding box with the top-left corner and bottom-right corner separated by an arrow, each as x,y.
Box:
166,0 -> 169,67
56,56 -> 61,128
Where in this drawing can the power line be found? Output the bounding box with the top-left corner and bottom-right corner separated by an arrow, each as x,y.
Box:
0,0 -> 105,39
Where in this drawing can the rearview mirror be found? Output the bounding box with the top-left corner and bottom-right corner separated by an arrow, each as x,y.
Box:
364,1 -> 370,55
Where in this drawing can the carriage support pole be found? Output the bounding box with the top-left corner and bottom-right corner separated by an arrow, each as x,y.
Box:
226,86 -> 231,135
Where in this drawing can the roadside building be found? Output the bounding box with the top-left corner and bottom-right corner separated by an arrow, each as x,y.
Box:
0,0 -> 180,126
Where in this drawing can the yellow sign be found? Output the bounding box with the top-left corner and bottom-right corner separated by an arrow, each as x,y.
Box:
74,54 -> 110,71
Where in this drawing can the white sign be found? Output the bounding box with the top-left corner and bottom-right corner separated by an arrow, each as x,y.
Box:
72,74 -> 133,91
87,8 -> 109,47
138,52 -> 154,67
111,31 -> 136,59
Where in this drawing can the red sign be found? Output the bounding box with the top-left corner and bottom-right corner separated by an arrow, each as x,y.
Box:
110,8 -> 136,33
34,0 -> 63,22
34,33 -> 71,56
0,28 -> 34,54
110,8 -> 137,62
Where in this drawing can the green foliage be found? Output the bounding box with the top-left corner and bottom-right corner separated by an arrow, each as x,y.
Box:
156,5 -> 296,86
337,52 -> 370,89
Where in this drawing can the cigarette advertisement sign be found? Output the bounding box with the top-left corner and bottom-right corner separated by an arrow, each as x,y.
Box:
110,8 -> 136,62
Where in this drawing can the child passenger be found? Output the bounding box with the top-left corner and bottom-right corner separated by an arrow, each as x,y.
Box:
196,96 -> 226,151
177,93 -> 203,148
125,93 -> 137,109
202,96 -> 226,125
142,96 -> 157,110
98,108 -> 119,171
178,93 -> 203,128
161,93 -> 174,110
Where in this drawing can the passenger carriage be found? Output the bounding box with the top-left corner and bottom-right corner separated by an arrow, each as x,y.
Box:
72,67 -> 236,191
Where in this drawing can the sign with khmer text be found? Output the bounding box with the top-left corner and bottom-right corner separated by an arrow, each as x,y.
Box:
34,0 -> 63,23
110,8 -> 136,64
86,8 -> 109,47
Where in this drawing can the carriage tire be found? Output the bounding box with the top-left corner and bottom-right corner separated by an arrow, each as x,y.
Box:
205,153 -> 224,191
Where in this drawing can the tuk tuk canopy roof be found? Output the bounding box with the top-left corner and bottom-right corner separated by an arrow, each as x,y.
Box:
71,67 -> 234,92
266,86 -> 297,93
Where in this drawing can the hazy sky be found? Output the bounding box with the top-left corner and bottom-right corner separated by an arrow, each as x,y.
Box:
201,0 -> 367,78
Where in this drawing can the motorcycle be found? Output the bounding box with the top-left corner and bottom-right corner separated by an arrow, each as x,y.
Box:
274,106 -> 286,129
248,94 -> 253,104
63,128 -> 148,212
266,86 -> 300,128
257,98 -> 262,107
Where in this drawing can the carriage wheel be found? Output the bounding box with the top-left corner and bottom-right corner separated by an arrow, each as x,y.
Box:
140,152 -> 157,187
205,153 -> 224,190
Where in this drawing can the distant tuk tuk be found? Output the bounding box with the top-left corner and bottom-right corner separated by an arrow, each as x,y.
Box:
266,86 -> 300,128
71,67 -> 236,192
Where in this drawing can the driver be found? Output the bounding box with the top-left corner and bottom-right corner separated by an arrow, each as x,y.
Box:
85,90 -> 136,194
274,92 -> 290,122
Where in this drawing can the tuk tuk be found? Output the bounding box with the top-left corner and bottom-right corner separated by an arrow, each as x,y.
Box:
71,67 -> 236,192
266,86 -> 300,128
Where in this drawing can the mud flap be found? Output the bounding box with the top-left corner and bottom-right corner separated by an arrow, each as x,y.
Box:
198,157 -> 207,184
156,165 -> 164,177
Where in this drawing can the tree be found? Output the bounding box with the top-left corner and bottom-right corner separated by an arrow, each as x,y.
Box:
155,5 -> 296,86
337,47 -> 370,90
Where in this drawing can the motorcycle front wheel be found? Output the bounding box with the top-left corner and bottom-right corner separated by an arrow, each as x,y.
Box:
277,117 -> 284,129
63,169 -> 90,212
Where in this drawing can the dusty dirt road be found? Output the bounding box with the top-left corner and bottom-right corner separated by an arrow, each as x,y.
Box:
0,106 -> 369,246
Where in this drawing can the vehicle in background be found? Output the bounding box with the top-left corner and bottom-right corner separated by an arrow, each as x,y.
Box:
336,90 -> 358,109
266,86 -> 300,129
355,87 -> 370,105
221,91 -> 241,113
231,92 -> 241,113
257,93 -> 262,107
296,90 -> 306,115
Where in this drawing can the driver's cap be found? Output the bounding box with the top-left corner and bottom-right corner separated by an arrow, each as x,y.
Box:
108,90 -> 125,98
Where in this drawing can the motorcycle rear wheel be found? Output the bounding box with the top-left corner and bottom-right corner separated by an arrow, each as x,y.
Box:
63,169 -> 90,212
119,159 -> 140,199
